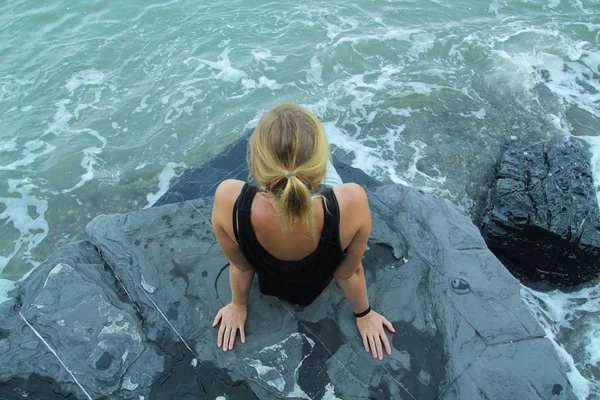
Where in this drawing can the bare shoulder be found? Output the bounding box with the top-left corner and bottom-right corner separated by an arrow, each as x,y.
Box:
332,182 -> 369,209
332,183 -> 371,249
212,179 -> 245,230
214,179 -> 245,204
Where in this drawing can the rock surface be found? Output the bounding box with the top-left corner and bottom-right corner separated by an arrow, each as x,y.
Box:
0,135 -> 576,399
480,140 -> 600,286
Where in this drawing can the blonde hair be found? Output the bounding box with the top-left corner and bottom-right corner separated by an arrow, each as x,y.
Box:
249,104 -> 330,238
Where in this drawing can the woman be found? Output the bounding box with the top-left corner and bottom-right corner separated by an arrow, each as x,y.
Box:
211,104 -> 395,360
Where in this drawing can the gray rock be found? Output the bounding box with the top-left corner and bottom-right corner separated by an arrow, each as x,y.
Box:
1,136 -> 577,399
84,181 -> 575,399
480,140 -> 600,286
0,241 -> 165,400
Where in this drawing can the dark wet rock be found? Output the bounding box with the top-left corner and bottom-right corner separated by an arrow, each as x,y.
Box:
0,136 -> 577,399
479,140 -> 600,286
154,134 -> 251,206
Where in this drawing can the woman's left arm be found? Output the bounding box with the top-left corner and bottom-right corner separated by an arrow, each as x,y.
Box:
334,184 -> 395,360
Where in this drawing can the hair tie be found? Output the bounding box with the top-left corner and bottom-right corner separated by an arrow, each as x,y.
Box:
285,171 -> 296,179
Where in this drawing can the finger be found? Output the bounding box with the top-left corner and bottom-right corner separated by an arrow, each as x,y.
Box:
368,336 -> 377,359
228,326 -> 237,350
375,336 -> 383,360
212,310 -> 222,327
223,326 -> 231,351
381,332 -> 392,355
362,334 -> 369,352
240,327 -> 246,344
383,318 -> 395,333
217,324 -> 225,348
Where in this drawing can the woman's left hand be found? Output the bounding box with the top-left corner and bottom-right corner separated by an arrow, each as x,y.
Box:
356,310 -> 396,360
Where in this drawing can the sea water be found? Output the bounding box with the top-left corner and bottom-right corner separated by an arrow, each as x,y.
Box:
0,0 -> 599,397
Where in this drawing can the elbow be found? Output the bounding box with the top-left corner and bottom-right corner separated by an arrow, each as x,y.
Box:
335,262 -> 363,282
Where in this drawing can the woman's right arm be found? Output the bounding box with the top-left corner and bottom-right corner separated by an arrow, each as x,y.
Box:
211,179 -> 255,351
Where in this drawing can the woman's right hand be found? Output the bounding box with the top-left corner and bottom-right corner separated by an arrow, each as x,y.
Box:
212,302 -> 247,351
356,310 -> 395,360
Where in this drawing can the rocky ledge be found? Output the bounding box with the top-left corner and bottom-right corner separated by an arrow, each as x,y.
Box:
0,136 -> 576,399
479,140 -> 600,287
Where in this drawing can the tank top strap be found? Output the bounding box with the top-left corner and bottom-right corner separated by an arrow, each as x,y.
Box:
232,183 -> 259,242
320,187 -> 341,245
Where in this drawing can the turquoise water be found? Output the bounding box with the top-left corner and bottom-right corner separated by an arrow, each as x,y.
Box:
1,0 -> 599,397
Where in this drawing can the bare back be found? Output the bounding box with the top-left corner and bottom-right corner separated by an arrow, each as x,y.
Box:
213,179 -> 369,268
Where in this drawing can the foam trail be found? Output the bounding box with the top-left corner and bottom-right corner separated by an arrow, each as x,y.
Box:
62,130 -> 108,193
0,138 -> 18,152
521,286 -> 592,399
197,48 -> 247,83
0,179 -> 48,273
65,69 -> 105,95
43,99 -> 73,136
144,162 -> 187,208
0,140 -> 56,171
323,121 -> 402,183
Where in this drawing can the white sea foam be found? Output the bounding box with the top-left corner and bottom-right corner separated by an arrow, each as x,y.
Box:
74,90 -> 104,120
241,76 -> 284,91
461,108 -> 486,120
404,140 -> 446,185
144,162 -> 187,208
547,0 -> 561,8
387,107 -> 416,117
334,27 -> 420,47
578,136 -> 600,210
0,278 -> 16,304
324,121 -> 447,192
522,286 -> 597,399
306,55 -> 323,85
197,48 -> 247,83
63,129 -> 108,193
0,178 -> 48,274
0,140 -> 56,172
251,47 -> 286,63
542,53 -> 600,118
0,138 -> 18,153
486,30 -> 600,122
163,77 -> 205,124
133,94 -> 150,113
244,110 -> 263,132
321,383 -> 342,400
324,121 -> 395,180
164,89 -> 202,124
408,33 -> 436,58
43,99 -> 73,136
65,69 -> 105,95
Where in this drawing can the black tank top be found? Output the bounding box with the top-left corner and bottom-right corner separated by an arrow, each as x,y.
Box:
232,183 -> 346,306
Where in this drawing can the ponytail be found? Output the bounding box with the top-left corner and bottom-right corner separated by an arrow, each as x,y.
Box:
279,173 -> 316,239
